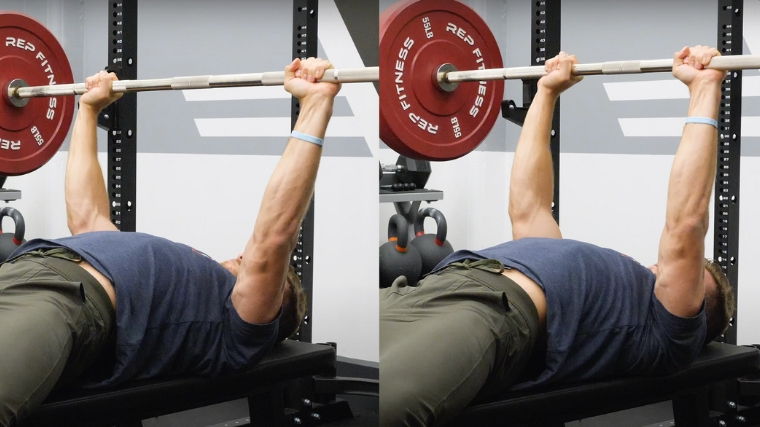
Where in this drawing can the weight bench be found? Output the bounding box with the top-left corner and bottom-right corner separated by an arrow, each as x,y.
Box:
450,342 -> 760,427
19,340 -> 336,427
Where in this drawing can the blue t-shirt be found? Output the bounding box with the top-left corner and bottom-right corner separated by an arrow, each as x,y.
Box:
10,231 -> 279,388
435,238 -> 706,390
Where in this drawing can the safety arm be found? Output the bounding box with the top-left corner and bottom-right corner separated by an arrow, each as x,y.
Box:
232,96 -> 332,325
655,82 -> 720,317
65,105 -> 118,235
508,87 -> 562,240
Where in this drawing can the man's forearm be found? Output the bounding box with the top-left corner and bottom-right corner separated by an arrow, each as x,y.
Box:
232,96 -> 332,324
509,89 -> 558,217
665,83 -> 721,232
655,82 -> 720,317
65,105 -> 111,232
249,96 -> 332,249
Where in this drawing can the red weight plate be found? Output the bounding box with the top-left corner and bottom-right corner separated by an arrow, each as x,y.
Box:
380,0 -> 504,161
0,12 -> 75,176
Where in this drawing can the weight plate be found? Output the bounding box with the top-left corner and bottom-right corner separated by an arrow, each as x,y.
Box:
380,0 -> 504,161
0,12 -> 75,176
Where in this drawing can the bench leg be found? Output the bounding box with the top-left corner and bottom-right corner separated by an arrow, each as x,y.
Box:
249,385 -> 286,427
672,387 -> 710,427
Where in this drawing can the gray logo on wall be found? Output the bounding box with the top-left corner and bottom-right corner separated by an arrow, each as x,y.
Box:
145,0 -> 760,158
130,0 -> 378,159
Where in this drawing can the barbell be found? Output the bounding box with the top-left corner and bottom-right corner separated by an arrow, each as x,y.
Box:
2,0 -> 760,176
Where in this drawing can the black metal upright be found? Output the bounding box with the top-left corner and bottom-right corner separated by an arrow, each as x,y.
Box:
533,0 -> 561,222
290,0 -> 318,343
714,0 -> 743,345
102,1 -> 138,232
501,1 -> 561,221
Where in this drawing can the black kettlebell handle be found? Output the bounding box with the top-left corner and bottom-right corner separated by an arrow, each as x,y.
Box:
413,207 -> 448,246
387,214 -> 410,251
0,207 -> 26,244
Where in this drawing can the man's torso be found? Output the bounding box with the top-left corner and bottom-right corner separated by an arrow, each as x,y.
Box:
9,231 -> 278,387
434,237 -> 706,389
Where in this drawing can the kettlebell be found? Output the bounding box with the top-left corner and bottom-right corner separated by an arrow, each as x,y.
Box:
410,207 -> 454,275
0,207 -> 26,262
379,214 -> 422,288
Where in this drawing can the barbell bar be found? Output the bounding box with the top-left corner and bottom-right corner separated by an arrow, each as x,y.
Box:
9,68 -> 381,100
11,52 -> 760,104
443,55 -> 760,84
11,53 -> 760,103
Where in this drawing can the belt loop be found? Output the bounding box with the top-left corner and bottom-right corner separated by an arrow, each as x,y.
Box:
469,259 -> 505,274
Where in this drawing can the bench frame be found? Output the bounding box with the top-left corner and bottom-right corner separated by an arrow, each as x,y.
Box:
450,343 -> 760,427
19,341 -> 338,427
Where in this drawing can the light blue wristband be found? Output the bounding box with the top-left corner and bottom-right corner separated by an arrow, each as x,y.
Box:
291,130 -> 324,147
685,117 -> 718,129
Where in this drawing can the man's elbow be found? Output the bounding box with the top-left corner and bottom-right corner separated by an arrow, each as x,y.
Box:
254,225 -> 300,253
246,222 -> 298,269
67,215 -> 87,236
508,201 -> 528,227
665,216 -> 708,242
508,202 -> 547,230
67,210 -> 109,235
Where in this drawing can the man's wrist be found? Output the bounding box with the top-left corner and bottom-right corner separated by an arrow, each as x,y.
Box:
291,131 -> 324,147
298,93 -> 335,110
536,86 -> 561,101
688,80 -> 722,98
77,102 -> 102,117
687,83 -> 721,118
292,97 -> 333,139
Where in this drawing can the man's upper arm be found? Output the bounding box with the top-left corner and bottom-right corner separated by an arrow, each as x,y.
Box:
231,241 -> 289,325
653,223 -> 706,318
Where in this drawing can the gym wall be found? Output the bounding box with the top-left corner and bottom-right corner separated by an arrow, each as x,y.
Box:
3,0 -> 379,363
379,0 -> 760,346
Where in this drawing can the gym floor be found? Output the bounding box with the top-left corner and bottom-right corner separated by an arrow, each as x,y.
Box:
140,396 -> 378,427
564,402 -> 673,427
138,359 -> 378,427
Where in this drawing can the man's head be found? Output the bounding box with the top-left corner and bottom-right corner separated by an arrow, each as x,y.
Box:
221,256 -> 308,342
648,259 -> 734,345
277,265 -> 309,342
703,259 -> 735,344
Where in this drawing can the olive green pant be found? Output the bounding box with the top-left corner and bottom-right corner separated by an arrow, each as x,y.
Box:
0,248 -> 114,427
379,259 -> 540,427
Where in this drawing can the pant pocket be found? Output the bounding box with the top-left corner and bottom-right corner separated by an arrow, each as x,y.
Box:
54,308 -> 94,388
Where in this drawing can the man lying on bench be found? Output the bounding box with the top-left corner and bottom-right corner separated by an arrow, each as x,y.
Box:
0,57 -> 341,427
380,45 -> 736,427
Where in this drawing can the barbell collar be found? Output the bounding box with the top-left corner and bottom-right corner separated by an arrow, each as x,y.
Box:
436,64 -> 459,92
9,66 -> 380,100
7,80 -> 30,107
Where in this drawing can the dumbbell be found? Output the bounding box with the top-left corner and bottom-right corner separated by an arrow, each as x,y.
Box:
0,207 -> 26,262
410,207 -> 454,275
379,155 -> 432,191
379,214 -> 422,288
380,183 -> 417,192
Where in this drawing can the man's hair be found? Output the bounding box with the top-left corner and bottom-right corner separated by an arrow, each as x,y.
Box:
275,264 -> 308,342
704,259 -> 735,345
